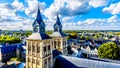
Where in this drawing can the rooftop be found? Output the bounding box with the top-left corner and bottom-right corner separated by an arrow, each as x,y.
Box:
27,33 -> 50,40
50,32 -> 66,37
54,55 -> 120,68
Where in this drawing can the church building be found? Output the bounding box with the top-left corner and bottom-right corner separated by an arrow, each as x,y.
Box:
26,5 -> 68,68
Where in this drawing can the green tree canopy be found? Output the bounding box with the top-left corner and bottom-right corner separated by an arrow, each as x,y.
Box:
70,32 -> 77,39
98,42 -> 120,60
0,35 -> 21,44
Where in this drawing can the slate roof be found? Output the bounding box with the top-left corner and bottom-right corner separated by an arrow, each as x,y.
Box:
52,49 -> 62,59
28,5 -> 51,40
0,45 -> 17,54
27,33 -> 51,40
50,32 -> 66,37
54,15 -> 62,27
1,64 -> 17,68
54,55 -> 120,68
0,43 -> 22,54
51,14 -> 67,37
32,5 -> 45,27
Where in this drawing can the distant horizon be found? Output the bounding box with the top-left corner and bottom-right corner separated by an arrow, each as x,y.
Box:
2,29 -> 120,31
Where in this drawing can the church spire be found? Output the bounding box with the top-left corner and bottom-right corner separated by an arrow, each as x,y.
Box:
51,14 -> 66,37
32,3 -> 45,33
56,14 -> 62,26
54,14 -> 62,32
36,4 -> 43,22
28,3 -> 50,40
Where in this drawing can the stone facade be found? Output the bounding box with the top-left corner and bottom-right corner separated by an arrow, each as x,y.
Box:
52,37 -> 68,55
26,40 -> 53,68
26,5 -> 68,68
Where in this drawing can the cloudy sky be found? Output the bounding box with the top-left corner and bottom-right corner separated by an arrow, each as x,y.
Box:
0,0 -> 120,30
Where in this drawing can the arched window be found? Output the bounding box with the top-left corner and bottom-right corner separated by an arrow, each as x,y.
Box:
32,45 -> 35,52
37,44 -> 40,53
28,57 -> 30,62
54,41 -> 57,45
32,42 -> 35,52
28,43 -> 31,54
54,41 -> 57,46
28,45 -> 31,51
34,27 -> 38,32
37,59 -> 40,65
48,45 -> 50,51
43,47 -> 46,52
48,57 -> 51,62
44,59 -> 47,64
58,40 -> 61,47
52,41 -> 54,45
32,59 -> 35,64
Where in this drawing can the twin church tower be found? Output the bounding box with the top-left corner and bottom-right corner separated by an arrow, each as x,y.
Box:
26,5 -> 68,68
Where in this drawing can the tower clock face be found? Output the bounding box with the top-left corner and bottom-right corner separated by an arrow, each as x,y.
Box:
55,28 -> 58,32
34,28 -> 38,32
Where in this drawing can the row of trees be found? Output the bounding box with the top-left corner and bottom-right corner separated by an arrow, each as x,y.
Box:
0,35 -> 21,44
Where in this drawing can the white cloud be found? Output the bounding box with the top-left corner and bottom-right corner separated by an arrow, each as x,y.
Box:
61,15 -> 120,30
62,16 -> 74,23
0,0 -> 119,30
12,0 -> 25,11
0,18 -> 34,30
0,3 -> 16,17
103,2 -> 120,14
44,0 -> 91,19
107,15 -> 119,23
44,0 -> 110,20
84,19 -> 97,24
25,0 -> 46,18
0,0 -> 34,30
89,0 -> 109,8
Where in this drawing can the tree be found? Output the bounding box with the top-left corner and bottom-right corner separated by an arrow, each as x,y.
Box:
0,35 -> 21,44
70,32 -> 77,39
98,42 -> 120,60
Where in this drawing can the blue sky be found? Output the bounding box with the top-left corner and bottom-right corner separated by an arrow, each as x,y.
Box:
0,0 -> 120,30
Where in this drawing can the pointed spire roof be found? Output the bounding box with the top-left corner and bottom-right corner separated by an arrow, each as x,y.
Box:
32,4 -> 45,26
55,14 -> 62,27
50,14 -> 67,37
28,3 -> 50,40
36,4 -> 43,22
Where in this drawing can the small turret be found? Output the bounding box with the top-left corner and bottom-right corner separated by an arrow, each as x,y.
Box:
51,14 -> 66,37
32,5 -> 45,34
54,14 -> 62,33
